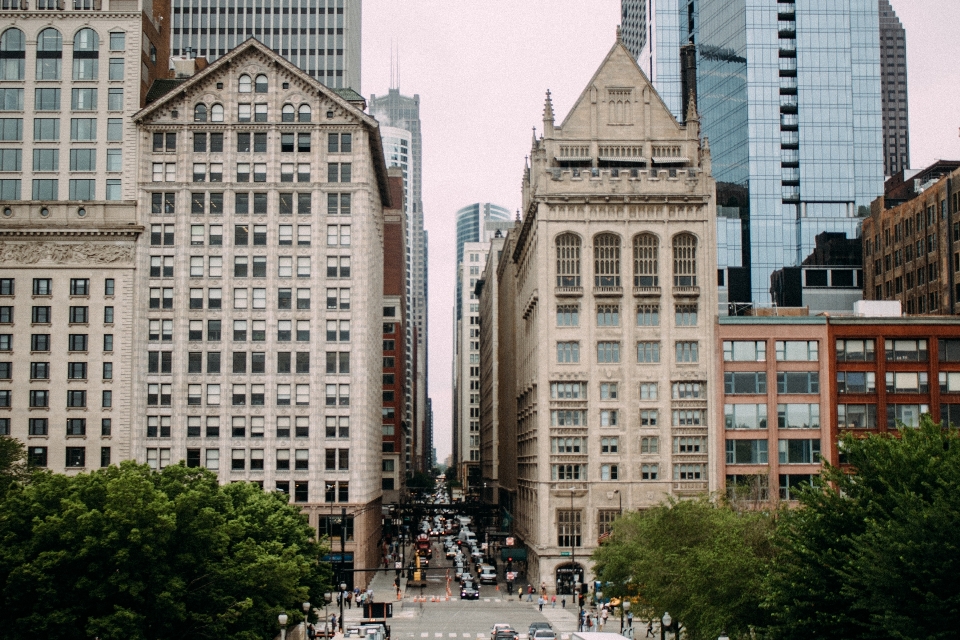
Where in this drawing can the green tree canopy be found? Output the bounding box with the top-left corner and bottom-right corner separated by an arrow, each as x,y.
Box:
591,497 -> 775,640
0,461 -> 330,640
0,435 -> 27,499
764,417 -> 960,640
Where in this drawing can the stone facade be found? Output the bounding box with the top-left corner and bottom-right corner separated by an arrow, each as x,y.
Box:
0,0 -> 169,473
132,39 -> 389,586
498,38 -> 717,591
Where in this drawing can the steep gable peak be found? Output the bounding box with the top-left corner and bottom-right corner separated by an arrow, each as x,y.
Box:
555,40 -> 683,141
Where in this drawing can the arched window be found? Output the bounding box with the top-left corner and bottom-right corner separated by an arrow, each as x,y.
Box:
282,104 -> 295,122
594,234 -> 621,287
238,74 -> 252,93
194,104 -> 207,122
36,28 -> 62,80
633,234 -> 659,287
0,28 -> 25,81
72,28 -> 99,81
298,104 -> 311,122
211,103 -> 224,122
255,74 -> 268,93
556,234 -> 581,288
672,234 -> 698,287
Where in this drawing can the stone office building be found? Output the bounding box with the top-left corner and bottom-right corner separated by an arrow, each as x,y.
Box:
497,36 -> 718,591
0,0 -> 170,472
133,39 -> 390,586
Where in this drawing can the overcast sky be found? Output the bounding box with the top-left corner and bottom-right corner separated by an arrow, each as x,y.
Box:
362,0 -> 960,462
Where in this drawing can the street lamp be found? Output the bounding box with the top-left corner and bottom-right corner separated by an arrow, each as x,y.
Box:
718,633 -> 730,640
323,593 -> 333,637
660,612 -> 674,640
338,582 -> 347,632
278,611 -> 288,640
621,600 -> 631,634
302,601 -> 311,640
613,489 -> 623,515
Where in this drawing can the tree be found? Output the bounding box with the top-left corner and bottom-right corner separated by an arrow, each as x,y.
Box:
0,461 -> 331,640
591,498 -> 775,640
0,435 -> 27,499
764,417 -> 960,640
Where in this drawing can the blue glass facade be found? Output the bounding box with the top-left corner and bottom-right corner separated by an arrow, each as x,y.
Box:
454,203 -> 511,317
623,0 -> 884,303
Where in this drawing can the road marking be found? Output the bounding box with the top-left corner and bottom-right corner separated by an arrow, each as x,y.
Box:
463,634 -> 470,638
420,634 -> 428,638
449,634 -> 457,638
434,634 -> 442,638
483,598 -> 490,602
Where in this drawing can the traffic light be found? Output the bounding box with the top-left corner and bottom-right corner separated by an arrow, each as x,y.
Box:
578,593 -> 585,607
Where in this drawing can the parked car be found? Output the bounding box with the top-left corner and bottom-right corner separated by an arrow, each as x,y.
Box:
532,631 -> 556,640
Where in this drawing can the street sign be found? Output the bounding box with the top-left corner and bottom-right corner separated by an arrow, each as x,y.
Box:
560,551 -> 571,557
506,537 -> 515,546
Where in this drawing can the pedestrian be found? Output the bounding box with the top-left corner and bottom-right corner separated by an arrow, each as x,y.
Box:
538,596 -> 544,611
551,594 -> 556,608
330,614 -> 337,632
561,595 -> 566,609
600,606 -> 608,630
646,621 -> 655,637
518,588 -> 523,602
540,581 -> 547,596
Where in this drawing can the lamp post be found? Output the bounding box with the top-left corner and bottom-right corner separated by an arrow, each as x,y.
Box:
278,611 -> 288,640
660,612 -> 674,640
621,600 -> 631,634
338,582 -> 347,632
302,601 -> 311,640
613,489 -> 623,515
323,592 -> 332,637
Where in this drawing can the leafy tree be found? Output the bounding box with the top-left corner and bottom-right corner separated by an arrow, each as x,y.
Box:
406,471 -> 435,490
765,417 -> 960,640
0,435 -> 28,498
592,497 -> 775,640
0,461 -> 331,640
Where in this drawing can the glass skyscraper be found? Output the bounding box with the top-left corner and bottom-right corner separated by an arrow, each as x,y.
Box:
170,0 -> 361,91
454,203 -> 512,317
623,0 -> 885,303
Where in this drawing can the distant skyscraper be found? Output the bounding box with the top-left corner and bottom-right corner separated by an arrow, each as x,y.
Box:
622,0 -> 885,303
454,203 -> 512,315
370,89 -> 430,472
879,0 -> 909,177
170,0 -> 362,91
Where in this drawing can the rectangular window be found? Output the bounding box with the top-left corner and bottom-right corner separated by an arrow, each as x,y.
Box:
724,372 -> 767,395
886,404 -> 929,428
599,382 -> 618,400
550,410 -> 585,426
778,439 -> 821,464
777,372 -> 819,394
556,305 -> 579,326
550,382 -> 587,399
776,341 -> 819,362
724,404 -> 767,430
777,404 -> 820,429
675,304 -> 698,326
884,339 -> 928,362
637,341 -> 660,363
596,341 -> 620,363
723,341 -> 766,362
596,304 -> 619,326
836,371 -> 876,394
673,464 -> 705,481
641,463 -> 658,480
675,341 -> 699,363
836,338 -> 875,362
556,341 -> 580,363
725,439 -> 768,464
837,404 -> 877,429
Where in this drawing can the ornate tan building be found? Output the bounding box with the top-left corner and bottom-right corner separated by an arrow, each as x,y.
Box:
0,0 -> 170,472
499,37 -> 718,590
133,39 -> 389,586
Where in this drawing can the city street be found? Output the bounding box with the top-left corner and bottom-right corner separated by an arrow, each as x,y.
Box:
335,534 -> 638,639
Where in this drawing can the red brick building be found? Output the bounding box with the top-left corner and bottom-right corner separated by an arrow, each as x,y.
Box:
382,169 -> 408,499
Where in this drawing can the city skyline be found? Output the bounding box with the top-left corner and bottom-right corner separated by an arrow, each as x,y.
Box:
362,0 -> 960,460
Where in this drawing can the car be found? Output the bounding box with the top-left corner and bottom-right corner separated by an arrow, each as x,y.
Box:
478,565 -> 497,584
532,631 -> 556,640
493,632 -> 518,640
445,547 -> 457,559
490,624 -> 515,640
460,582 -> 479,600
528,622 -> 551,638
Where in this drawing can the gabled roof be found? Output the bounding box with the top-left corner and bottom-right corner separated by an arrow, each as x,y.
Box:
558,39 -> 682,133
133,39 -> 391,206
